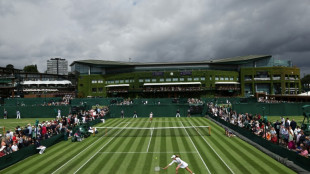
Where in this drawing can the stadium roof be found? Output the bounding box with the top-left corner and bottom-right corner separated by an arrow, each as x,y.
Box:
70,55 -> 272,66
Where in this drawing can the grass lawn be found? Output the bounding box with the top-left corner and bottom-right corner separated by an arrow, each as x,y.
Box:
0,118 -> 55,133
0,117 -> 296,174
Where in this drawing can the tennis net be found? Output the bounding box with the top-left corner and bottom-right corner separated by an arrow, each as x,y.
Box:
93,126 -> 211,137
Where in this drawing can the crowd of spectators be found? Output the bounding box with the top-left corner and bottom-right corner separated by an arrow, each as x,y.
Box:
143,86 -> 201,93
0,106 -> 108,158
187,98 -> 203,105
208,102 -> 310,158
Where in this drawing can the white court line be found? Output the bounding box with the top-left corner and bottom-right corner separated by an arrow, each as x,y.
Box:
189,121 -> 234,174
51,122 -> 126,174
73,122 -> 131,174
180,121 -> 212,174
98,151 -> 198,154
146,127 -> 154,152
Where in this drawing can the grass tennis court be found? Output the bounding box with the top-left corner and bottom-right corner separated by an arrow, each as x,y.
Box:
1,117 -> 296,174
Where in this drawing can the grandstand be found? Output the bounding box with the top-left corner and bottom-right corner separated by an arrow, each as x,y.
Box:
70,55 -> 301,98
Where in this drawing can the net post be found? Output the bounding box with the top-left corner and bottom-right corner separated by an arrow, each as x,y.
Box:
209,126 -> 211,136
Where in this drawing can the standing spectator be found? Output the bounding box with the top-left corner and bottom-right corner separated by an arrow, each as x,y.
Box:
4,109 -> 7,119
35,139 -> 46,155
57,109 -> 61,119
149,112 -> 153,123
290,119 -> 297,131
133,111 -> 138,118
176,109 -> 181,117
27,124 -> 32,137
187,108 -> 191,117
121,110 -> 124,119
16,110 -> 21,119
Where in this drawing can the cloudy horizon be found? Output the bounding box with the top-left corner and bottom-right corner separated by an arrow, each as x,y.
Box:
0,0 -> 309,76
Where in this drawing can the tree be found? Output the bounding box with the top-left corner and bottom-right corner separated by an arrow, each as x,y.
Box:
301,74 -> 310,91
23,65 -> 39,73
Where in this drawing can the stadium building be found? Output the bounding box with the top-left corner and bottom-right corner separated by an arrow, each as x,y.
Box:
70,55 -> 301,98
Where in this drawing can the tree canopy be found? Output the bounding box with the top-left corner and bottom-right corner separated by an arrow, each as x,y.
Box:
23,65 -> 39,73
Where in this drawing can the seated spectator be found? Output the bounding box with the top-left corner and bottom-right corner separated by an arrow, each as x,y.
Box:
271,134 -> 278,144
295,143 -> 304,154
0,141 -> 6,157
35,138 -> 46,155
300,146 -> 308,157
11,141 -> 18,152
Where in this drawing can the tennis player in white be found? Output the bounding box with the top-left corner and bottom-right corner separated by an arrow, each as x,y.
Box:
163,155 -> 194,174
149,112 -> 153,123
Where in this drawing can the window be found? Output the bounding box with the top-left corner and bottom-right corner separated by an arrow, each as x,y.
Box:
180,78 -> 184,81
120,80 -> 124,83
173,78 -> 178,82
215,76 -> 219,80
115,80 -> 119,84
160,78 -> 164,82
225,77 -> 229,81
98,80 -> 103,83
187,77 -> 192,81
237,77 -> 239,81
111,81 -> 114,84
194,77 -> 199,81
92,80 -> 97,84
230,77 -> 234,81
92,88 -> 97,93
139,79 -> 144,82
98,88 -> 103,93
166,78 -> 171,82
201,77 -> 205,81
145,79 -> 151,82
210,76 -> 212,80
220,77 -> 224,80
130,79 -> 134,83
125,79 -> 129,83
105,81 -> 108,84
152,79 -> 157,82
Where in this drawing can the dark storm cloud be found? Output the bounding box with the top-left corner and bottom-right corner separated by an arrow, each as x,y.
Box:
0,0 -> 309,75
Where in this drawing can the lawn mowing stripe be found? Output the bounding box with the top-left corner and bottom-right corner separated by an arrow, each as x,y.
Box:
125,121 -> 153,173
142,121 -> 159,173
174,119 -> 206,174
179,121 -> 211,174
181,122 -> 230,174
157,118 -> 168,174
195,118 -> 294,174
73,122 -> 131,174
189,121 -> 235,174
88,119 -> 147,174
190,119 -> 252,173
51,120 -> 128,174
105,120 -> 147,174
173,119 -> 205,174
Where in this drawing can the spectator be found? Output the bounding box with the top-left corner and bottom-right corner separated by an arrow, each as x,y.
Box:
35,138 -> 46,155
300,145 -> 308,157
11,141 -> 18,152
16,110 -> 21,119
290,119 -> 297,131
4,109 -> 7,119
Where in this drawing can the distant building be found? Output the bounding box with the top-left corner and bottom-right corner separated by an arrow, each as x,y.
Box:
47,58 -> 68,75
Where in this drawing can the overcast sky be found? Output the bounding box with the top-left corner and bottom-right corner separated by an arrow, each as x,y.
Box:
0,0 -> 310,76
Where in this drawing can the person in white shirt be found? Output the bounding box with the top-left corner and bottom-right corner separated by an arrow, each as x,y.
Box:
149,112 -> 153,123
11,141 -> 18,152
16,110 -> 21,119
163,155 -> 194,174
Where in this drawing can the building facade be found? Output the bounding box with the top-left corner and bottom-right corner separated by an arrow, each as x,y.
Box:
70,55 -> 301,98
47,58 -> 68,75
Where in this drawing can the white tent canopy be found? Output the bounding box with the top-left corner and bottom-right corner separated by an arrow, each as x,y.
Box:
298,91 -> 310,96
22,80 -> 72,85
144,82 -> 201,86
105,84 -> 130,87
